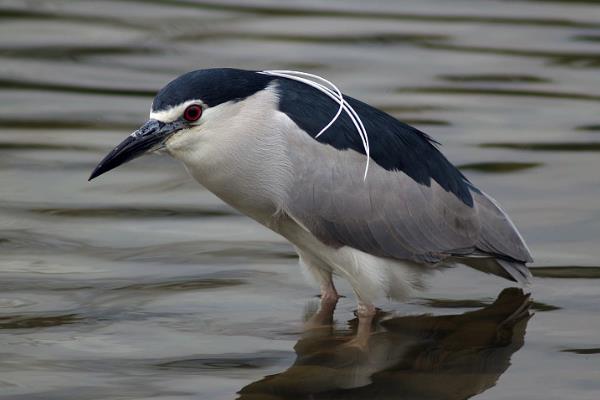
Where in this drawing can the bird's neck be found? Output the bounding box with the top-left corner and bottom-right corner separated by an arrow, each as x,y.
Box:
166,91 -> 294,226
182,143 -> 290,224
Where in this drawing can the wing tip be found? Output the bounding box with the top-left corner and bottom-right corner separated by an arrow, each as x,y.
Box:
497,258 -> 533,287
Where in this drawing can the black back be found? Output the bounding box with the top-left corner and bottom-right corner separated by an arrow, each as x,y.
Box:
276,77 -> 475,206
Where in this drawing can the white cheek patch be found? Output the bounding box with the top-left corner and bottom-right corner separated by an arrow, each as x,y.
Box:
150,99 -> 206,123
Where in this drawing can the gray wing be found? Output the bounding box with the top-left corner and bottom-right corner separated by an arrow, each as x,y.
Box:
467,190 -> 533,283
472,190 -> 532,263
284,134 -> 532,279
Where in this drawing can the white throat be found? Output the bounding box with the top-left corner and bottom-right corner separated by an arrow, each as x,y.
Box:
164,84 -> 294,223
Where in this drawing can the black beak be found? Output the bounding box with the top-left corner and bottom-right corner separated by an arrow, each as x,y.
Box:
89,119 -> 182,181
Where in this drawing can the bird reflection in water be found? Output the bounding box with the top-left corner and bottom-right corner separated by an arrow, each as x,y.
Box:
238,288 -> 531,400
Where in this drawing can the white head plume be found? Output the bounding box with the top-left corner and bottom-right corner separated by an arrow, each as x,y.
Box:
259,70 -> 371,180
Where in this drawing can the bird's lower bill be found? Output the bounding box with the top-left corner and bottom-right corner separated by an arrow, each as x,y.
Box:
89,119 -> 183,180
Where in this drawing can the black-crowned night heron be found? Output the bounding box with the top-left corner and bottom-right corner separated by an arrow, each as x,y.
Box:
90,68 -> 532,324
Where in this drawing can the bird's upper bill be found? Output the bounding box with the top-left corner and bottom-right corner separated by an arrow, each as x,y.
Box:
88,119 -> 184,180
89,68 -> 275,181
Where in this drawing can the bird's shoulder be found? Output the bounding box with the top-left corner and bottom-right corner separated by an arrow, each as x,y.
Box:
274,77 -> 474,207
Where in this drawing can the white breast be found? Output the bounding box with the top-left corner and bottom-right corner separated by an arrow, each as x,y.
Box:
164,85 -> 294,226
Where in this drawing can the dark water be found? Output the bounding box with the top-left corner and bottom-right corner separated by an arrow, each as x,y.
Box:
1,1 -> 600,399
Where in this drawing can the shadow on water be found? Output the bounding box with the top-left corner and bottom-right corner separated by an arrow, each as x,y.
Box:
397,86 -> 600,101
0,313 -> 82,329
0,46 -> 160,61
30,206 -> 236,219
114,277 -> 245,291
530,266 -> 600,278
480,142 -> 600,152
0,78 -> 156,98
439,74 -> 551,84
0,142 -> 100,152
137,0 -> 600,28
458,162 -> 542,174
0,118 -> 136,130
561,348 -> 600,355
174,32 -> 448,45
237,288 -> 532,400
157,351 -> 290,371
576,124 -> 600,132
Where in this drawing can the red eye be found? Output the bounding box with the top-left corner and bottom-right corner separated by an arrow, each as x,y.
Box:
183,104 -> 203,122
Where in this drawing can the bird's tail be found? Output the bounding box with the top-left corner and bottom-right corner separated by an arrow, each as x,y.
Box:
496,258 -> 532,285
454,254 -> 532,286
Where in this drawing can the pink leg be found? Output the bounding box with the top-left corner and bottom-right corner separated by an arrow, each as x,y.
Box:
304,279 -> 340,330
320,279 -> 341,303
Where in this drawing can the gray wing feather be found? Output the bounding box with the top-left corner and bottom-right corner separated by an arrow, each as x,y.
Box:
497,259 -> 533,285
285,140 -> 481,264
473,190 -> 533,263
283,128 -> 532,283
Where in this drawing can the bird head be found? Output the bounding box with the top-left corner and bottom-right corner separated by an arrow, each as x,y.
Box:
89,68 -> 277,180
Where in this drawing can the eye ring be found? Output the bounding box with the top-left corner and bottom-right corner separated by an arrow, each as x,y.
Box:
183,104 -> 203,122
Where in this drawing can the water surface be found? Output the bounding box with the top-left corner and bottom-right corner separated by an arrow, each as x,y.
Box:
1,0 -> 600,399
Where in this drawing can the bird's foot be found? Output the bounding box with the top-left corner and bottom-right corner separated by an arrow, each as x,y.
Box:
356,303 -> 377,319
319,282 -> 342,305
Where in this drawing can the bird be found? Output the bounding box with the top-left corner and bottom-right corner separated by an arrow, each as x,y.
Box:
89,68 -> 533,326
